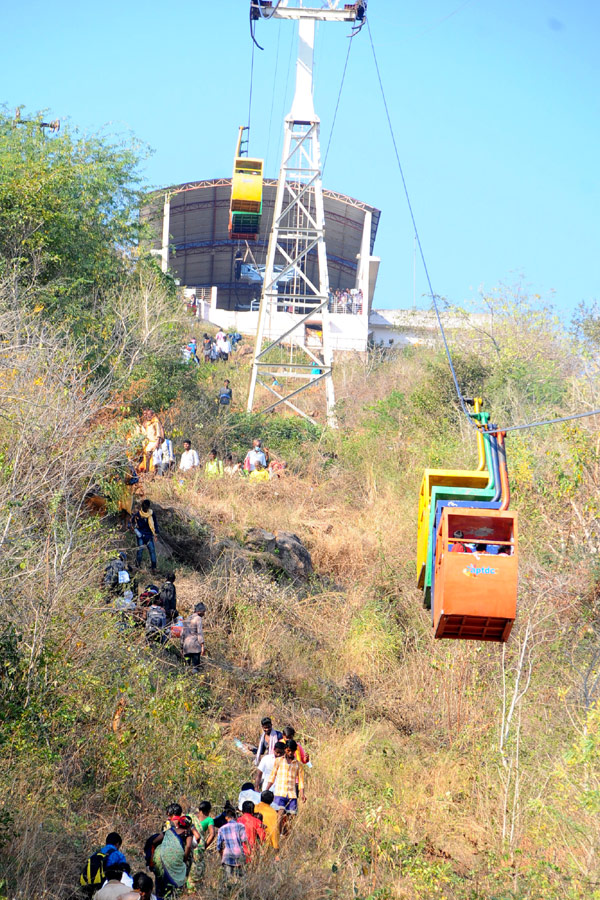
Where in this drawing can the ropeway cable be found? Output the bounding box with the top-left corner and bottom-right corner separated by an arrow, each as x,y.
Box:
366,20 -> 474,427
367,20 -> 600,437
247,41 -> 255,140
487,408 -> 600,435
322,35 -> 354,174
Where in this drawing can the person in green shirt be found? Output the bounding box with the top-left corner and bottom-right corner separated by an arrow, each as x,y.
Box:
186,801 -> 215,890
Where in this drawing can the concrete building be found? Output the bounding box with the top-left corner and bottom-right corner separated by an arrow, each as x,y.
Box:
143,178 -> 381,352
369,308 -> 491,348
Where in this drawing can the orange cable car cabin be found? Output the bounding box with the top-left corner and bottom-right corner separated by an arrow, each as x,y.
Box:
432,507 -> 518,642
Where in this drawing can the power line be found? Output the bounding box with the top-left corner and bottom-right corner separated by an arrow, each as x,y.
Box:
322,35 -> 354,174
265,26 -> 282,173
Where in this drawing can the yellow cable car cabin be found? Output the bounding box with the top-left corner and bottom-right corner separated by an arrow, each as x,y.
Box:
229,126 -> 264,241
231,157 -> 264,214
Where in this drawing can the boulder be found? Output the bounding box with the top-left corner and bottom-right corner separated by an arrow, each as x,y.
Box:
274,530 -> 313,579
243,528 -> 313,580
244,528 -> 277,554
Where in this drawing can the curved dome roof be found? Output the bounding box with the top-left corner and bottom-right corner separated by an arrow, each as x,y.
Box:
143,178 -> 380,309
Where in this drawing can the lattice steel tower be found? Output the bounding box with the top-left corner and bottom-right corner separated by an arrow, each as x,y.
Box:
247,1 -> 365,427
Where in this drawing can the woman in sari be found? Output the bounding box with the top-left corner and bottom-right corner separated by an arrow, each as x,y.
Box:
152,816 -> 193,898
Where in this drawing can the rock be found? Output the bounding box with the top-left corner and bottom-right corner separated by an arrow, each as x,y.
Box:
274,531 -> 313,579
243,528 -> 313,579
244,528 -> 277,554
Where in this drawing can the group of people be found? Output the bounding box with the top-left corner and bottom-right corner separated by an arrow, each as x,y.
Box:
176,436 -> 285,484
449,529 -> 513,555
104,554 -> 207,666
328,287 -> 363,315
181,331 -> 242,366
79,717 -> 310,898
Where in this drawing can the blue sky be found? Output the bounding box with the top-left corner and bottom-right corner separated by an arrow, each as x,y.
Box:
2,0 -> 598,314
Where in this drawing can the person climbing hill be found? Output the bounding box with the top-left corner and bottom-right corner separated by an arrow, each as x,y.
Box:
255,791 -> 280,857
182,603 -> 206,670
79,833 -> 128,898
255,717 -> 283,766
139,410 -> 164,474
204,449 -> 224,478
216,809 -> 248,882
264,739 -> 306,819
131,500 -> 158,571
151,816 -> 193,899
238,801 -> 265,857
218,379 -> 233,408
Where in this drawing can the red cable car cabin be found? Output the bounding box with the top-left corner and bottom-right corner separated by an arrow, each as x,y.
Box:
432,507 -> 518,642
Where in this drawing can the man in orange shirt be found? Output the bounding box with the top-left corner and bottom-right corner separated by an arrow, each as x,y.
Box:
255,791 -> 280,859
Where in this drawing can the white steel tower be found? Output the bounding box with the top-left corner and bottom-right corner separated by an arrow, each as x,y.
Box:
247,1 -> 364,427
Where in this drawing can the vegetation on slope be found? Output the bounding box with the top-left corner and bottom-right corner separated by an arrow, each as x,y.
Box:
1,110 -> 600,900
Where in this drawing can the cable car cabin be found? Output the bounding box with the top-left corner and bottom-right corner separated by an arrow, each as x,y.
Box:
229,211 -> 261,241
432,507 -> 518,642
416,467 -> 490,589
231,157 -> 264,214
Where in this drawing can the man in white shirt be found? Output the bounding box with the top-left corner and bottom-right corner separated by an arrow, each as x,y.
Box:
179,440 -> 200,472
254,740 -> 285,791
237,782 -> 261,811
95,865 -> 133,900
244,439 -> 267,473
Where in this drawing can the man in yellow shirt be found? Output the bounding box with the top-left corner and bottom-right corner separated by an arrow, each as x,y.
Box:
255,790 -> 280,859
265,740 -> 305,819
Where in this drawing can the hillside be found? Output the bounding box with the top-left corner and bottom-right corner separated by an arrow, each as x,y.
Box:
1,111 -> 600,900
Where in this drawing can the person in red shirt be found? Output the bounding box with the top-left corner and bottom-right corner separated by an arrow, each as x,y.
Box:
237,801 -> 265,860
283,725 -> 309,764
449,529 -> 472,553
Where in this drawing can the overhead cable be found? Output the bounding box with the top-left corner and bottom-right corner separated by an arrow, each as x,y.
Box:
367,20 -> 600,437
248,41 -> 255,137
323,35 -> 354,173
366,20 -> 475,427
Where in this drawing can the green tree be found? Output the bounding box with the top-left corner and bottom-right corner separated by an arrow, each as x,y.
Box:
0,106 -> 146,336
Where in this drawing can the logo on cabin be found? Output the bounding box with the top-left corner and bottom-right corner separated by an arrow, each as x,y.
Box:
463,564 -> 497,577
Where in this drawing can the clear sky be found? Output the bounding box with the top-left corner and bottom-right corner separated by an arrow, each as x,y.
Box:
2,0 -> 598,314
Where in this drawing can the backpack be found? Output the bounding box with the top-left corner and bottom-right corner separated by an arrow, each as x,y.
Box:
219,390 -> 231,406
143,834 -> 160,871
79,849 -> 108,888
104,559 -> 125,588
146,606 -> 166,634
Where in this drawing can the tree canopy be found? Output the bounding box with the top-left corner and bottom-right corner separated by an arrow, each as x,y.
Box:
0,107 -> 146,337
